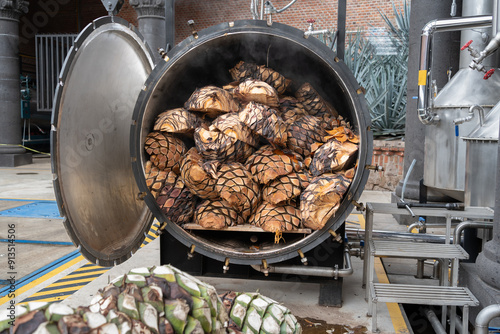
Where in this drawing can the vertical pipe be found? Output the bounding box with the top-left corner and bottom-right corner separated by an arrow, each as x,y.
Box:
35,36 -> 40,110
494,0 -> 499,36
165,0 -> 174,50
45,37 -> 49,110
0,1 -> 29,163
337,0 -> 346,60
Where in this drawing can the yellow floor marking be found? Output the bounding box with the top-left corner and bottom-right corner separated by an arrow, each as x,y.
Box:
25,285 -> 84,297
356,213 -> 410,334
59,269 -> 109,279
374,258 -> 410,334
0,255 -> 84,306
45,277 -> 103,288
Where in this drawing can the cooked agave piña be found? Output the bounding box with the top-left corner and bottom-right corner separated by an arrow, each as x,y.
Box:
262,171 -> 310,204
145,160 -> 169,199
215,162 -> 261,220
309,139 -> 358,177
300,173 -> 351,230
239,101 -> 288,147
195,199 -> 245,229
156,171 -> 197,225
248,201 -> 302,233
143,60 -> 361,234
286,115 -> 328,157
229,61 -> 291,94
185,86 -> 240,118
180,148 -> 219,200
295,82 -> 338,117
279,96 -> 308,125
211,112 -> 259,148
194,125 -> 255,163
233,79 -> 280,107
153,108 -> 205,134
145,131 -> 187,173
246,145 -> 301,185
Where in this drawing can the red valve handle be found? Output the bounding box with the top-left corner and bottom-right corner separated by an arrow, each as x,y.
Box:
484,68 -> 495,80
461,40 -> 473,51
307,19 -> 316,24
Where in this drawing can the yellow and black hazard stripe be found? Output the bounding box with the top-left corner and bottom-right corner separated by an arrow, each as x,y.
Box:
18,221 -> 161,304
20,263 -> 109,303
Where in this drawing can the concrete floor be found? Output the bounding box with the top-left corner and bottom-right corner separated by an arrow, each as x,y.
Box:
0,156 -> 420,333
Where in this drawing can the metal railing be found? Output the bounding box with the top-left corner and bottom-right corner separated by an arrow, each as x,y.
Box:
35,34 -> 77,112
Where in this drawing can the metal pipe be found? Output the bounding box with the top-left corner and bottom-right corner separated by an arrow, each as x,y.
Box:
432,260 -> 441,280
454,105 -> 486,126
251,246 -> 353,279
408,220 -> 425,233
494,0 -> 500,36
416,259 -> 425,278
425,308 -> 447,334
275,0 -> 298,13
346,227 -> 449,244
304,29 -> 330,37
453,220 -> 494,245
418,15 -> 492,125
250,0 -> 258,19
475,304 -> 500,334
451,0 -> 457,17
454,313 -> 464,334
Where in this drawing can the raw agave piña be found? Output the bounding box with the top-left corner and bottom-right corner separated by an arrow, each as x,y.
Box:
5,265 -> 302,334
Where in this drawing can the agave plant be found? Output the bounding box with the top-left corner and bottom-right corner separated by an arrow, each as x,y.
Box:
343,0 -> 410,137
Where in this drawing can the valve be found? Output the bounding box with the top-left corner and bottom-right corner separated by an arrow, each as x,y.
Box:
461,39 -> 473,51
187,244 -> 196,260
297,249 -> 308,265
484,68 -> 495,80
307,19 -> 316,24
223,257 -> 230,274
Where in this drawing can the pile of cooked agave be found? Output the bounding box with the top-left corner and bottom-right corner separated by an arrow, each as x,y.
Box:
144,61 -> 359,235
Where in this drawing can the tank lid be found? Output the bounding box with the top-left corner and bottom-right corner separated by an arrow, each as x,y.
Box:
434,69 -> 500,108
463,100 -> 500,141
51,16 -> 155,266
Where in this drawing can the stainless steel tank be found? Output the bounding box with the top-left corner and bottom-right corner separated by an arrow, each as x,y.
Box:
423,0 -> 500,201
52,17 -> 373,267
463,102 -> 500,207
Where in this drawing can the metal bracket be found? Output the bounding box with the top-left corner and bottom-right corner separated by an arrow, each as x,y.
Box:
351,200 -> 366,212
101,0 -> 124,16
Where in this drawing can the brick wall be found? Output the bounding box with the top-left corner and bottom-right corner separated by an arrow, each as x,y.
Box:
19,0 -> 404,57
174,0 -> 402,44
367,139 -> 405,191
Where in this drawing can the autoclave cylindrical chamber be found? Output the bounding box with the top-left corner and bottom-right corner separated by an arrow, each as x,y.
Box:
130,20 -> 373,266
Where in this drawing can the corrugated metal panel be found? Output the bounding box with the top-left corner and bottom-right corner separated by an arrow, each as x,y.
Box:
36,34 -> 77,112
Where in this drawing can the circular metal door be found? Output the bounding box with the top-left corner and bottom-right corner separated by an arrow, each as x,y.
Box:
51,16 -> 155,266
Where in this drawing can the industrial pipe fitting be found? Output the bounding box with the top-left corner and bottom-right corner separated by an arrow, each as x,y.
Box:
453,105 -> 485,126
453,220 -> 494,245
251,246 -> 353,279
475,304 -> 500,334
418,15 -> 492,125
425,308 -> 447,334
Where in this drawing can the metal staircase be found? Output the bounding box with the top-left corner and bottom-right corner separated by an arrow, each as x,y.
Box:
363,203 -> 494,333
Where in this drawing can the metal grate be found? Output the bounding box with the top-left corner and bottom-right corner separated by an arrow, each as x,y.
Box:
35,34 -> 77,112
370,240 -> 469,259
371,283 -> 479,306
